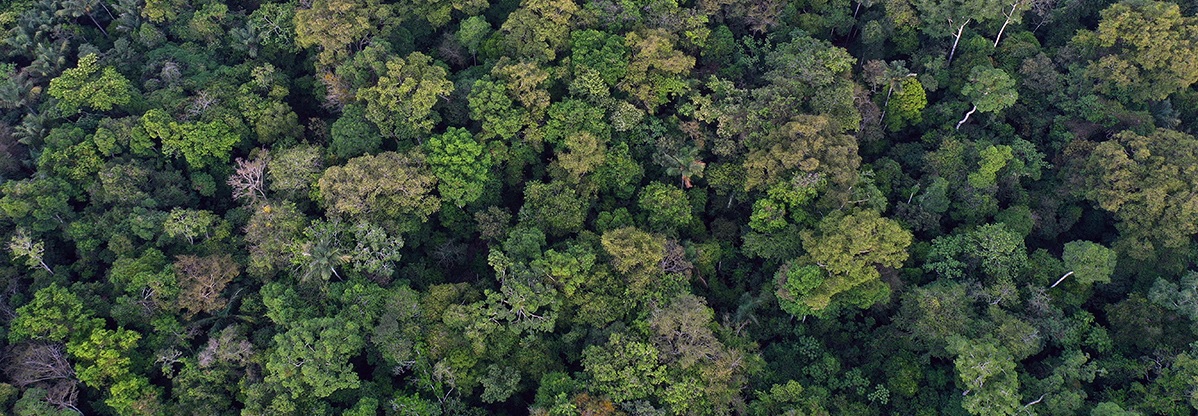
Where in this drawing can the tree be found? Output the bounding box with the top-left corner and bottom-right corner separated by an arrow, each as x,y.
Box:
912,0 -> 1005,63
468,79 -> 529,141
552,131 -> 607,182
925,223 -> 1029,283
518,181 -> 589,237
885,77 -> 927,131
228,152 -> 268,203
141,109 -> 241,169
778,210 -> 912,316
267,145 -> 323,199
3,342 -> 79,412
1073,128 -> 1198,266
318,151 -> 440,230
637,182 -> 693,232
571,29 -> 629,86
498,0 -> 578,62
947,336 -> 1021,416
357,52 -> 454,141
1148,272 -> 1198,322
398,0 -> 486,28
244,202 -> 307,277
457,16 -> 491,58
581,333 -> 667,403
1060,241 -> 1116,287
619,29 -> 695,113
162,208 -> 217,245
329,105 -> 381,159
425,128 -> 492,207
9,228 -> 52,274
1073,0 -> 1198,102
957,66 -> 1018,129
601,227 -> 666,277
174,254 -> 239,318
743,115 -> 860,197
265,317 -> 363,399
47,53 -> 133,114
294,0 -> 394,66
9,285 -> 101,344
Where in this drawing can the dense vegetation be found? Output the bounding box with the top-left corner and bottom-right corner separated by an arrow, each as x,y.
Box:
2,0 -> 1198,414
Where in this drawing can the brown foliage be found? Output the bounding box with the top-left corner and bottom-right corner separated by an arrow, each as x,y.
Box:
175,254 -> 240,318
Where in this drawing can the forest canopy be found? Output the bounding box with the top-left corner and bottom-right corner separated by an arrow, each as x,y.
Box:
2,0 -> 1198,414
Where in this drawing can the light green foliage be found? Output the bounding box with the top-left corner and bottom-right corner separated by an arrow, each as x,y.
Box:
8,228 -> 50,274
886,77 -> 927,131
637,182 -> 692,231
947,336 -> 1021,416
468,79 -> 528,140
265,317 -> 364,399
963,66 -> 1018,114
543,99 -> 609,146
68,327 -> 140,387
499,0 -> 578,62
457,16 -> 491,56
776,264 -> 826,318
620,29 -> 695,113
553,131 -> 607,182
571,29 -> 629,86
294,0 -> 394,66
1061,241 -> 1117,286
749,380 -> 824,416
318,151 -> 440,228
1149,272 -> 1198,322
743,115 -> 859,200
357,52 -> 454,140
1075,0 -> 1198,102
267,145 -> 324,198
425,127 -> 492,207
749,177 -> 825,233
9,284 -> 102,343
925,223 -> 1028,282
141,109 -> 241,169
163,208 -> 216,244
399,0 -> 486,28
0,177 -> 74,233
47,53 -> 133,114
749,198 -> 788,233
581,333 -> 667,402
968,145 -> 1014,189
783,210 -> 912,314
1077,128 -> 1198,265
601,226 -> 665,276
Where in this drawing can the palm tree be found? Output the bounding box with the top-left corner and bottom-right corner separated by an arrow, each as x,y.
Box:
57,0 -> 109,37
662,146 -> 707,188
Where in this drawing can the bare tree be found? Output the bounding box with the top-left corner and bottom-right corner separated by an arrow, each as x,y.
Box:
3,342 -> 81,413
228,151 -> 269,203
